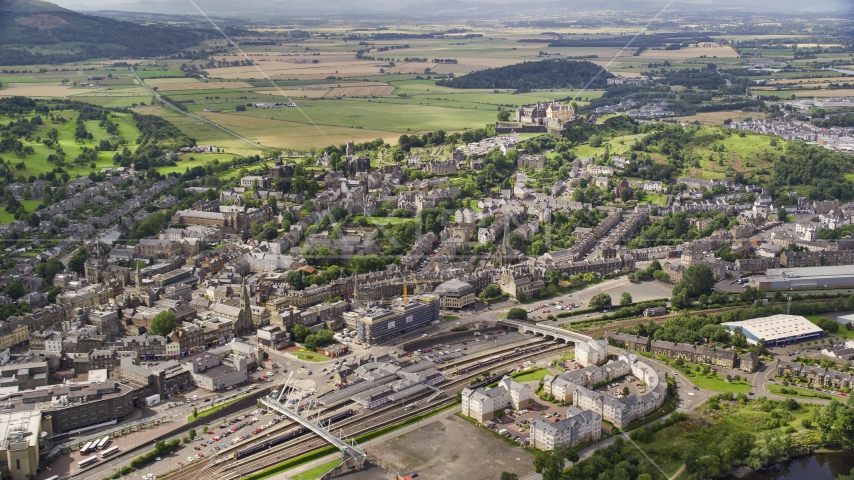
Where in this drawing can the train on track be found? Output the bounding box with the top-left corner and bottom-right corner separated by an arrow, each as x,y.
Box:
454,344 -> 550,374
233,409 -> 356,460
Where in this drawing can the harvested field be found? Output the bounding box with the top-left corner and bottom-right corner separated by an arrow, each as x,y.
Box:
327,85 -> 394,96
256,88 -> 329,98
153,81 -> 254,91
639,45 -> 739,59
195,111 -> 397,149
0,84 -> 82,97
673,111 -> 764,125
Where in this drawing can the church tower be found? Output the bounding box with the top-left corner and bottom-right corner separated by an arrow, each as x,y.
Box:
239,276 -> 252,332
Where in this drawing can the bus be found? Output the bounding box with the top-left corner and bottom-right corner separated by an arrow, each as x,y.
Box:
77,455 -> 99,468
96,436 -> 110,450
79,441 -> 94,455
100,446 -> 119,458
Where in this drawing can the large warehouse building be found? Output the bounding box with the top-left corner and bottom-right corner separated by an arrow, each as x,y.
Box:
749,265 -> 854,291
722,314 -> 824,347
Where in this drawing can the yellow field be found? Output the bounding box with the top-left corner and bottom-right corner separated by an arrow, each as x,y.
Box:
639,45 -> 739,59
153,81 -> 254,91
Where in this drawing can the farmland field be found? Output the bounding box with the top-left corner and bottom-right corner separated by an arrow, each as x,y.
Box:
154,81 -> 255,91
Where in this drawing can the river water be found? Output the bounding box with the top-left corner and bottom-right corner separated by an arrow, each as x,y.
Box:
723,453 -> 854,480
828,68 -> 854,76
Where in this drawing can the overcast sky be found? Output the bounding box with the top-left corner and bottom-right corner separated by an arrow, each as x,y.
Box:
51,0 -> 854,16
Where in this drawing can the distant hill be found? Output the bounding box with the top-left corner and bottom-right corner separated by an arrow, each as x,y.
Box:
0,0 -> 205,65
435,59 -> 613,91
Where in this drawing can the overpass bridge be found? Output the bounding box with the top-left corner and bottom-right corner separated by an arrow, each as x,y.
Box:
260,377 -> 366,470
498,319 -> 592,344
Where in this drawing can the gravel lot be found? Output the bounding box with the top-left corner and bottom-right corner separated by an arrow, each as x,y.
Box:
370,414 -> 534,479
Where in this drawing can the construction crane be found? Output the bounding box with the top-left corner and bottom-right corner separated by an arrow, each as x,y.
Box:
402,274 -> 443,303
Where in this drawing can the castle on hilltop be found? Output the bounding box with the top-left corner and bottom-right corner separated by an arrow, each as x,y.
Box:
514,100 -> 576,126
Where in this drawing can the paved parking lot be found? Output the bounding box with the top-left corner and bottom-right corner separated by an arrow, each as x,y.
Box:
488,401 -> 564,446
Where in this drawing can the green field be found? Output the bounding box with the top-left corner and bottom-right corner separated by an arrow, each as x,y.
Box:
692,374 -> 751,393
4,109 -> 142,178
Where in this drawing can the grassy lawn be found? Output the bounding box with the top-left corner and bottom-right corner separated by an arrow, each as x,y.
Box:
641,193 -> 668,206
290,350 -> 331,362
187,397 -> 243,422
692,374 -> 751,393
559,351 -> 576,361
0,199 -> 45,224
645,354 -> 750,393
291,460 -> 340,480
443,315 -> 460,321
511,368 -> 550,383
768,384 -> 834,400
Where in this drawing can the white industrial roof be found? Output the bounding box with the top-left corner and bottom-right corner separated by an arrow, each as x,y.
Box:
722,314 -> 823,343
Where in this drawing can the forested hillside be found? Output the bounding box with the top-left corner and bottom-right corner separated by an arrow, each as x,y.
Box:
0,0 -> 206,64
435,59 -> 612,90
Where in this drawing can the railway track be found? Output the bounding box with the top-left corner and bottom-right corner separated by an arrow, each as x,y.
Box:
162,342 -> 569,480
178,337 -> 553,472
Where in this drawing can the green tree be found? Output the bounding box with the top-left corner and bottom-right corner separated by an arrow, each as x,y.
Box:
480,284 -> 501,300
67,247 -> 89,274
589,293 -> 612,310
192,407 -> 198,418
3,281 -> 24,300
500,473 -> 518,480
35,258 -> 64,285
534,446 -> 579,480
267,196 -> 279,215
777,207 -> 789,222
653,269 -> 671,282
47,286 -> 62,303
290,324 -> 311,343
149,310 -> 177,336
497,110 -> 511,122
674,264 -> 715,297
838,468 -> 854,480
507,308 -> 527,320
619,292 -> 633,307
728,431 -> 756,459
